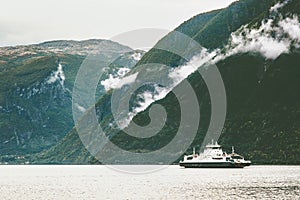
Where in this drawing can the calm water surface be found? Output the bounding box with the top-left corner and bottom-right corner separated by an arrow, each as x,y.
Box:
0,165 -> 299,199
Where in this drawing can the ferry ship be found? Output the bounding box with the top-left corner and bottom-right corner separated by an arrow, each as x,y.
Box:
179,142 -> 251,168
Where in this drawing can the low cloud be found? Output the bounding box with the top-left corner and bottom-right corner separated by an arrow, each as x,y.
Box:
100,67 -> 138,91
223,13 -> 300,60
279,15 -> 300,42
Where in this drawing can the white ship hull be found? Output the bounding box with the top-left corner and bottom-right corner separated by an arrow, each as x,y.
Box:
179,161 -> 250,168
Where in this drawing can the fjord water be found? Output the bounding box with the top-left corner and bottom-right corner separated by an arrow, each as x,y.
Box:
0,165 -> 299,199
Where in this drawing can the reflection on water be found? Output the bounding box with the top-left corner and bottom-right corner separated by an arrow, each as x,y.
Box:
0,165 -> 299,199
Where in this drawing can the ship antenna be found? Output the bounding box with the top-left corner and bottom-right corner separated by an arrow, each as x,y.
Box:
232,146 -> 235,154
193,147 -> 196,156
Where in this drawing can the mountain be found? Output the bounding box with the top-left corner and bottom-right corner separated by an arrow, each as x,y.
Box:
0,39 -> 145,163
30,0 -> 300,164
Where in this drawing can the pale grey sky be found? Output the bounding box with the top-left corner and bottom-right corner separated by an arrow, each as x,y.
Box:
0,0 -> 237,47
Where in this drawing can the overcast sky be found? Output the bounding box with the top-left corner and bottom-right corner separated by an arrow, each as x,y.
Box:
0,0 -> 237,47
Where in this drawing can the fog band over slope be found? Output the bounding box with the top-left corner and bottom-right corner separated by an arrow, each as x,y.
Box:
118,0 -> 300,129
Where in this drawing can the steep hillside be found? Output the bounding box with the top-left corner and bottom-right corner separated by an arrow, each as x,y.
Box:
34,51 -> 300,165
137,0 -> 276,68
